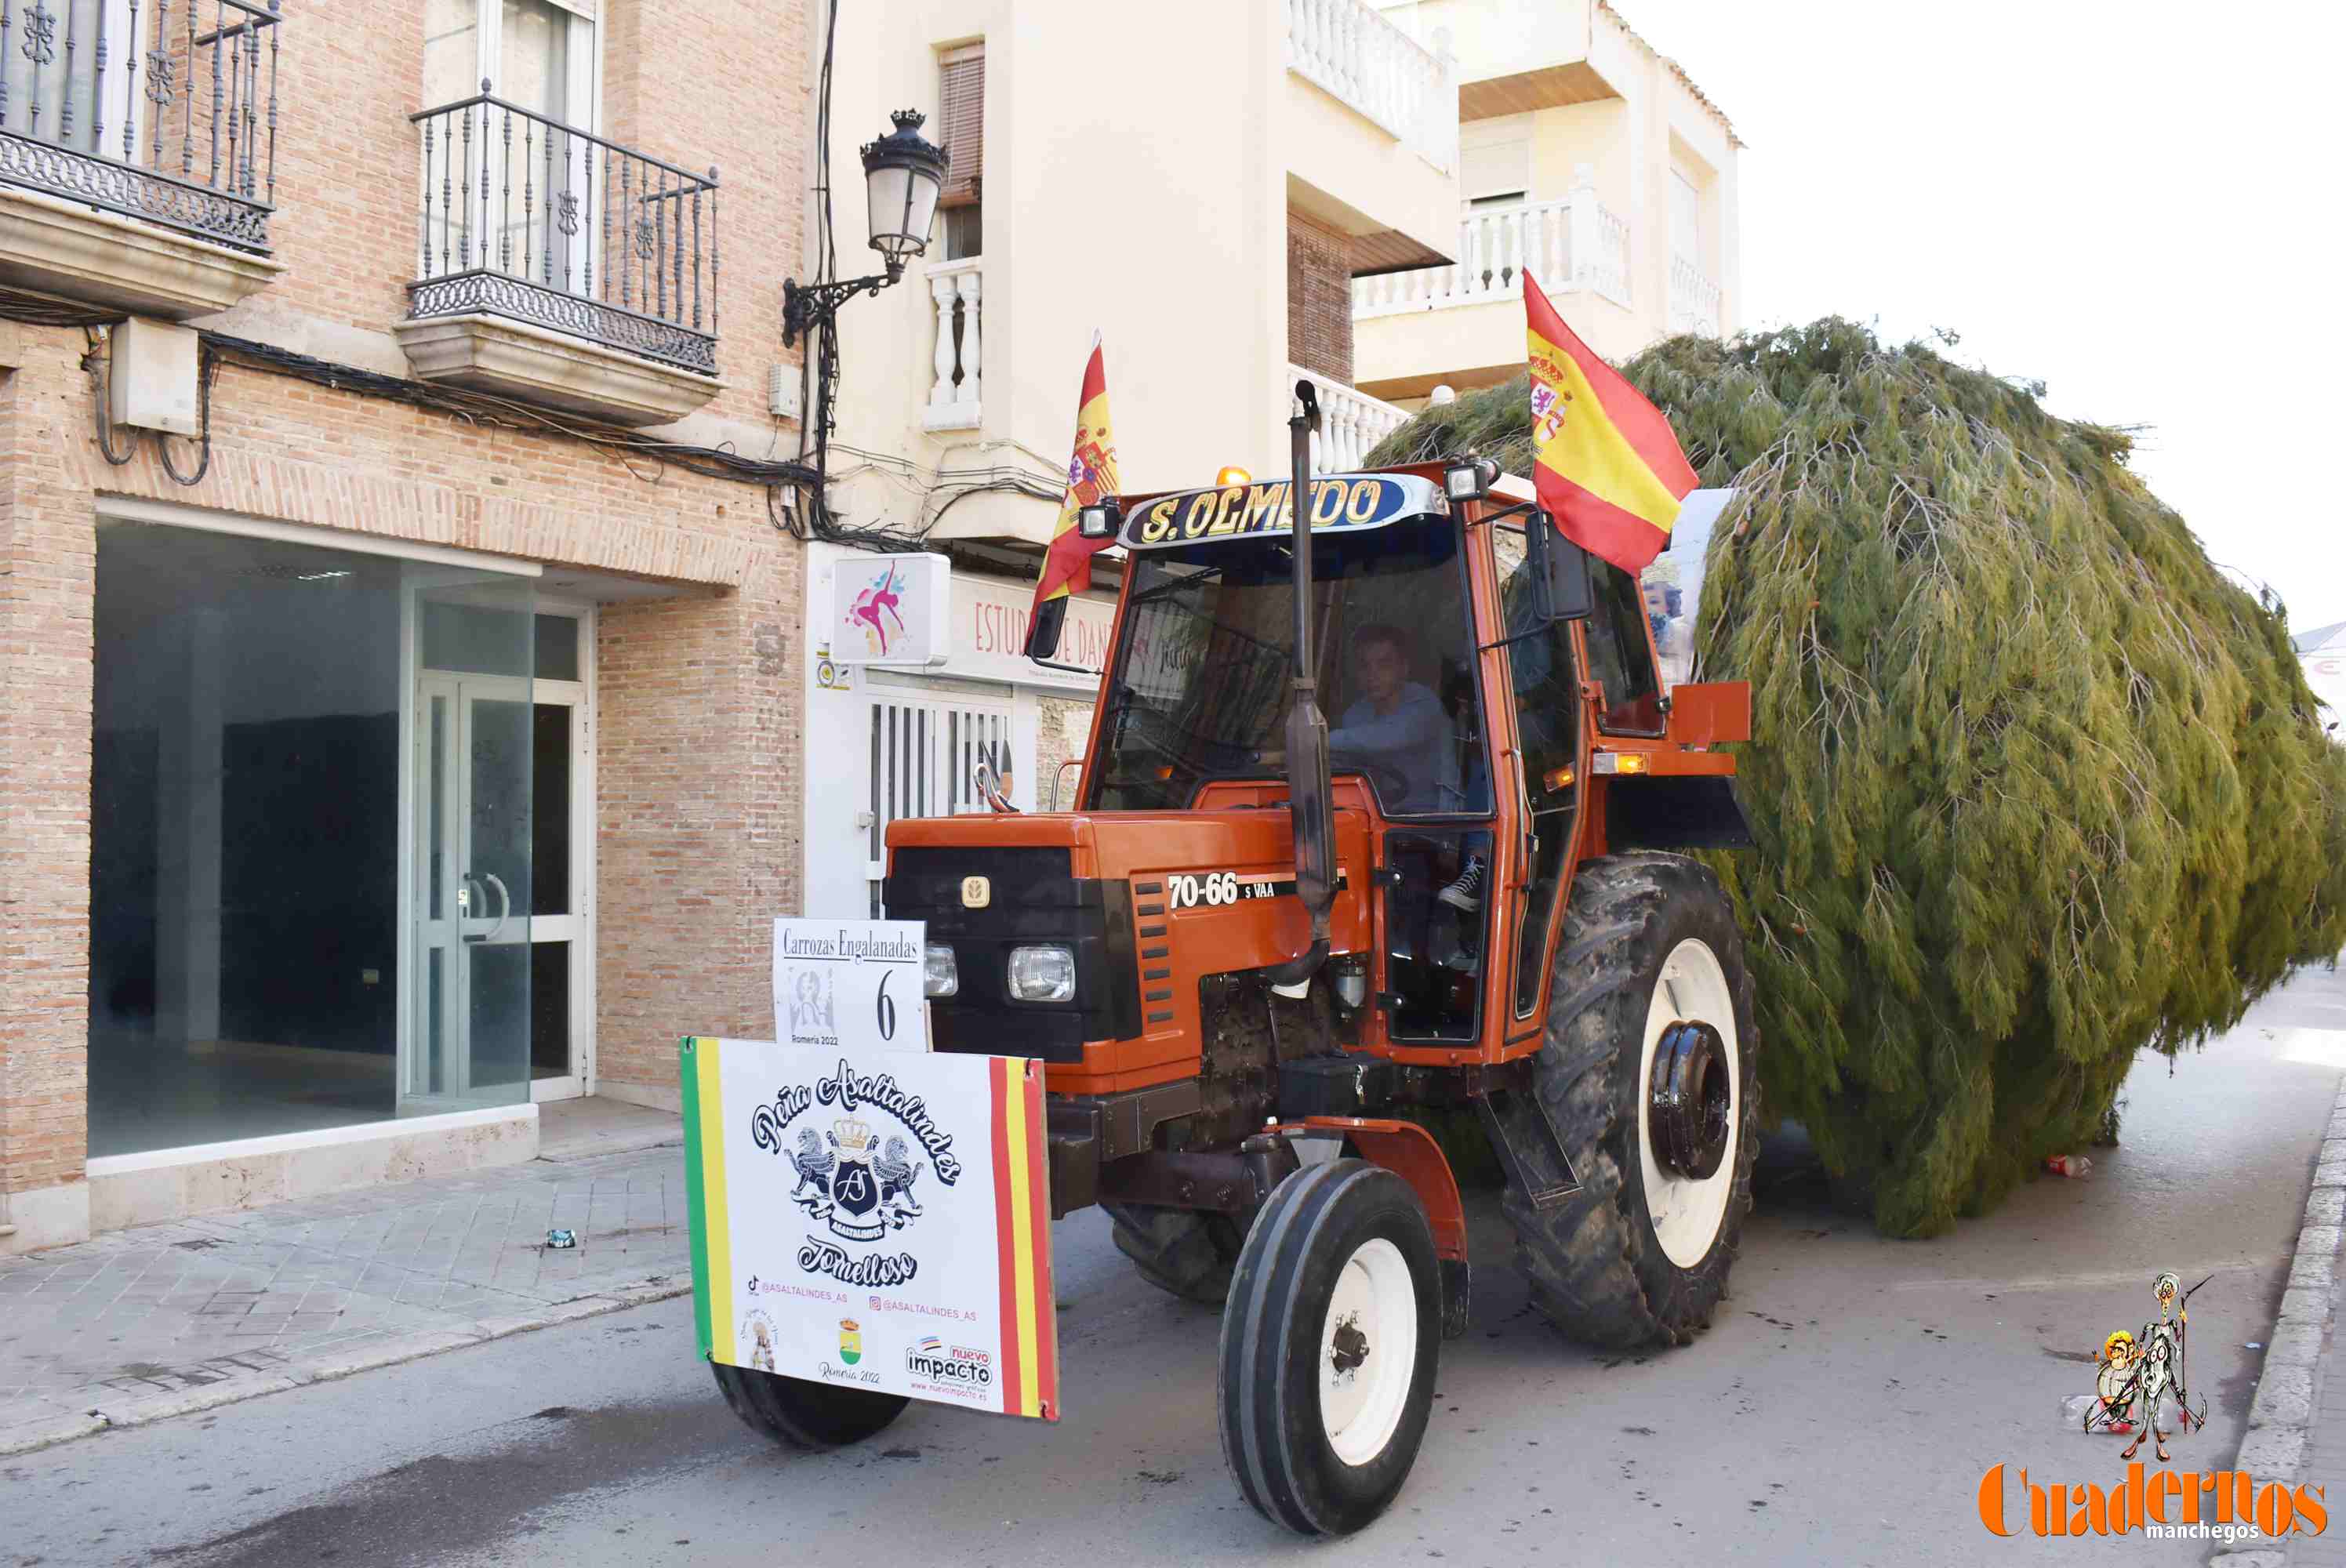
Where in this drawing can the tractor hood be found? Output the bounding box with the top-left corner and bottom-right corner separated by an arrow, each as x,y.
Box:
881,809 -> 1371,1082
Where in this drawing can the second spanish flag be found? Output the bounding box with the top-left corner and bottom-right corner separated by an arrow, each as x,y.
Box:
1524,272 -> 1698,575
1022,338 -> 1120,659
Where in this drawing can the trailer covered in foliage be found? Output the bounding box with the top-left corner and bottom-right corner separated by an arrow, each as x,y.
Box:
1370,319 -> 2346,1236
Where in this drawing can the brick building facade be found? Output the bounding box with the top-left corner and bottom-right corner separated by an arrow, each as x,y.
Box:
0,0 -> 815,1250
1285,210 -> 1357,388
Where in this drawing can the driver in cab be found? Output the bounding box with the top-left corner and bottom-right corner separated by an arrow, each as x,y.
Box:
1313,624 -> 1460,813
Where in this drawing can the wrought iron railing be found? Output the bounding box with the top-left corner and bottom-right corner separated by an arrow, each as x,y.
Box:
410,85 -> 718,378
0,0 -> 281,252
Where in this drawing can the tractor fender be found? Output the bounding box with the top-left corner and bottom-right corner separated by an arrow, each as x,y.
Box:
1291,1115 -> 1471,1339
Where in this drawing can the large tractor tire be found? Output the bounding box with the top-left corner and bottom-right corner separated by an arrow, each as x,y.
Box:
1505,851 -> 1760,1348
1218,1161 -> 1441,1536
1105,1202 -> 1244,1305
711,1363 -> 909,1450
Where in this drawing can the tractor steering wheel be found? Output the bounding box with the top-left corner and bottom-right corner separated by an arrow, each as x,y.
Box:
1330,752 -> 1413,805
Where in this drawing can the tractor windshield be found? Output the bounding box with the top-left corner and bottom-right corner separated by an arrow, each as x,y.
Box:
1087,520 -> 1489,817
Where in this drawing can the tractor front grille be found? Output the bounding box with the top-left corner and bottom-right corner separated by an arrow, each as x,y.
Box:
882,848 -> 1139,1062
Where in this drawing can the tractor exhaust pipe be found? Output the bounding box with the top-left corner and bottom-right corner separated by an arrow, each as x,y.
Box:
1268,379 -> 1335,993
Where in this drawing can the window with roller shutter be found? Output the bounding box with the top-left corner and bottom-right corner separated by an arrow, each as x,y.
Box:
937,42 -> 983,260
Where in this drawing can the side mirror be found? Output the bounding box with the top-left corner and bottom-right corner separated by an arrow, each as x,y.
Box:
1025,593 -> 1073,662
1524,510 -> 1592,622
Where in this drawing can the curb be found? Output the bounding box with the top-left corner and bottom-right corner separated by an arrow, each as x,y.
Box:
2210,1073 -> 2346,1567
0,1275 -> 692,1459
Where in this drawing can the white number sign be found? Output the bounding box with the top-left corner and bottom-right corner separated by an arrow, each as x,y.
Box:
774,918 -> 930,1052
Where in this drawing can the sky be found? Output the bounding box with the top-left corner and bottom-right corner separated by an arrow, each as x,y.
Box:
1614,1 -> 2346,632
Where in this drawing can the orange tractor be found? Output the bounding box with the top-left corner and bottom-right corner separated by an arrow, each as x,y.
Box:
740,385 -> 1757,1534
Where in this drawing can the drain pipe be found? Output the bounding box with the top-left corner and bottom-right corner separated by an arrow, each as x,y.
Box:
1266,378 -> 1335,996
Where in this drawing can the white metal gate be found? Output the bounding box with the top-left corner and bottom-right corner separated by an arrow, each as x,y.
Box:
865,682 -> 1015,913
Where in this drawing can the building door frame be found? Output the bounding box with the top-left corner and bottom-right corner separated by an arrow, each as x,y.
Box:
408,668 -> 537,1112
528,601 -> 597,1102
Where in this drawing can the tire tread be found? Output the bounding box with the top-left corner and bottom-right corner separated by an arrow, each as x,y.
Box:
1502,852 -> 1760,1348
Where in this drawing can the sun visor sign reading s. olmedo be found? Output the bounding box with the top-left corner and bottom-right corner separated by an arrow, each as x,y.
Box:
1119,473 -> 1444,550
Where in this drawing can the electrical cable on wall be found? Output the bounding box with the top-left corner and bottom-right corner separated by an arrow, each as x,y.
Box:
78,328 -> 214,486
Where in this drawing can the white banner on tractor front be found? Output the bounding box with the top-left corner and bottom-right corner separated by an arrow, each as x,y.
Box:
772,918 -> 930,1052
682,1036 -> 1059,1421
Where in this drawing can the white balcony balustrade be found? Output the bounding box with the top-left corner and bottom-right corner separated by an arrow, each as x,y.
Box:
924,257 -> 982,431
1284,0 -> 1458,174
1354,167 -> 1629,319
1669,252 -> 1722,338
1290,366 -> 1412,472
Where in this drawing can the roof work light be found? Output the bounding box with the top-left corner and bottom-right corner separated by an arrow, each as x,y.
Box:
1444,456 -> 1499,502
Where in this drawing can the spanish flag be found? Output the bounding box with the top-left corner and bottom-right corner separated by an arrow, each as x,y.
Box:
1023,337 -> 1120,659
1525,272 -> 1698,575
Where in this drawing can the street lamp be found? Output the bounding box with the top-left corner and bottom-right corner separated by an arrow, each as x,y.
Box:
782,110 -> 950,348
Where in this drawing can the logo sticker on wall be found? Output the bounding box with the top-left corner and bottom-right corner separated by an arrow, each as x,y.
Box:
845,564 -> 909,657
814,641 -> 855,692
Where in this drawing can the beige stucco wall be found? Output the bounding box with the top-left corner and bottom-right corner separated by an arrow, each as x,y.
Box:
1355,0 -> 1742,398
822,0 -> 1458,549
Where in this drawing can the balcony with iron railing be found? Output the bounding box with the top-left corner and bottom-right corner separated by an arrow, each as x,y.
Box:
396,84 -> 721,426
0,0 -> 287,316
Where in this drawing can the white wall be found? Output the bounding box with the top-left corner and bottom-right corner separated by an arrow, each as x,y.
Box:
801,542 -> 1117,920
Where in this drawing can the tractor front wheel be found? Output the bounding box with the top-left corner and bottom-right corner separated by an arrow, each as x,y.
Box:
1218,1161 -> 1441,1536
1505,852 -> 1759,1348
711,1363 -> 910,1450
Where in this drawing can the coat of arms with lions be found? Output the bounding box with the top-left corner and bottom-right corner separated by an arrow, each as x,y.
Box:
790,1116 -> 926,1243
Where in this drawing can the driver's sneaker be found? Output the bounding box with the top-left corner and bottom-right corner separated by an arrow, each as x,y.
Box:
1437,855 -> 1486,912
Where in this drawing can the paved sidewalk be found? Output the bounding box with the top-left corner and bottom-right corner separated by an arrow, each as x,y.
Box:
2273,1107 -> 2346,1568
0,1105 -> 689,1457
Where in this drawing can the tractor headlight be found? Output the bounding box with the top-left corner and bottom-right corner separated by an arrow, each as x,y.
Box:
923,942 -> 959,998
1007,945 -> 1077,1002
1077,502 -> 1120,540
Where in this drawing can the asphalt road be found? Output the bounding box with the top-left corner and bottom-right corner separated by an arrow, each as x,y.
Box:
14,963 -> 2346,1568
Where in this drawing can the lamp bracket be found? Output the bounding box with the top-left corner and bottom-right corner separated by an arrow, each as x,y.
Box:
781,271 -> 901,348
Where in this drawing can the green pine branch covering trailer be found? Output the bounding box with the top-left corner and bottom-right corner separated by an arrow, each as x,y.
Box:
1370,319 -> 2346,1236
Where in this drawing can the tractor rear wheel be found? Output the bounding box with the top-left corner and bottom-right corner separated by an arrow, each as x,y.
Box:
1218,1161 -> 1441,1536
1505,852 -> 1759,1348
711,1363 -> 909,1450
1105,1202 -> 1244,1305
